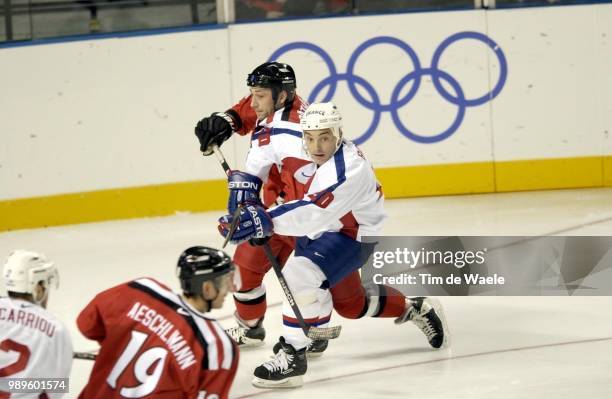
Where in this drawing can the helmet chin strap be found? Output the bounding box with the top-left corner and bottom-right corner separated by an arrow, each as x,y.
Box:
196,292 -> 215,313
335,128 -> 343,150
271,87 -> 280,106
33,284 -> 48,306
271,88 -> 292,112
201,278 -> 223,312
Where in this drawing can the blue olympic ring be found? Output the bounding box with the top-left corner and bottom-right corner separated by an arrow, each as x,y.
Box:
269,31 -> 508,144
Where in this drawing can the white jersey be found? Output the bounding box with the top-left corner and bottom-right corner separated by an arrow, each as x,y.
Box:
245,103 -> 310,183
0,296 -> 73,398
242,101 -> 385,241
268,139 -> 387,241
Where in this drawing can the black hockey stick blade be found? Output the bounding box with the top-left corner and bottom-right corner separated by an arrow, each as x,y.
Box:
307,325 -> 342,340
74,351 -> 97,360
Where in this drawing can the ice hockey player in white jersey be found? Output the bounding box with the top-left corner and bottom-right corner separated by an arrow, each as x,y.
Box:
219,102 -> 448,388
0,250 -> 73,398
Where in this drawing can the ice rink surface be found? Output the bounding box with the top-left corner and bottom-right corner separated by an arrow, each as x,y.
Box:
1,187 -> 612,398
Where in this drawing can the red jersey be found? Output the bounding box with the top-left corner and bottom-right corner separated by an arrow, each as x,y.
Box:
227,95 -> 258,137
77,278 -> 238,399
227,94 -> 309,206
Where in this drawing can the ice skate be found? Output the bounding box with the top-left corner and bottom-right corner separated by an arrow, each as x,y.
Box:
306,339 -> 328,358
274,338 -> 328,358
225,314 -> 265,347
396,296 -> 449,349
252,337 -> 307,388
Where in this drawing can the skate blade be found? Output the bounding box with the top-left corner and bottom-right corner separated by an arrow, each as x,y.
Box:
252,375 -> 303,389
424,297 -> 451,350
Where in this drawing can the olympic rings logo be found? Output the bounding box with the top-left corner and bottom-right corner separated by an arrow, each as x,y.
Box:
269,32 -> 508,144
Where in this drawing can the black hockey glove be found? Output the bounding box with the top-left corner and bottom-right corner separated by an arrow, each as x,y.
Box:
194,112 -> 235,156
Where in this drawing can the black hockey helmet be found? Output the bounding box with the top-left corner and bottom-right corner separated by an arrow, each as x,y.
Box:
177,246 -> 233,296
247,62 -> 296,103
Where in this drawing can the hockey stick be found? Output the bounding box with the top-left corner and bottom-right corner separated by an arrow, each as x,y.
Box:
74,351 -> 97,360
222,204 -> 242,249
210,145 -> 341,340
262,243 -> 341,340
209,144 -> 242,249
212,144 -> 232,177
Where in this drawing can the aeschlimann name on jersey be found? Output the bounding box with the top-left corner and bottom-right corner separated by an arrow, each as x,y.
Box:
126,301 -> 196,370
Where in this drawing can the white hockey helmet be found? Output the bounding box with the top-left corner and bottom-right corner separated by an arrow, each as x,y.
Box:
300,102 -> 343,151
3,250 -> 59,304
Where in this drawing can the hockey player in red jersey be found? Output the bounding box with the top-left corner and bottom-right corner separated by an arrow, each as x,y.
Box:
195,62 -> 313,350
77,246 -> 238,399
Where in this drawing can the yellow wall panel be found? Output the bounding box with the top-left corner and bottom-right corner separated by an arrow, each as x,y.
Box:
0,180 -> 226,231
495,157 -> 603,192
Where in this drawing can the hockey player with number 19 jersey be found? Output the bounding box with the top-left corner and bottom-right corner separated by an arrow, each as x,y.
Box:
77,246 -> 238,399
